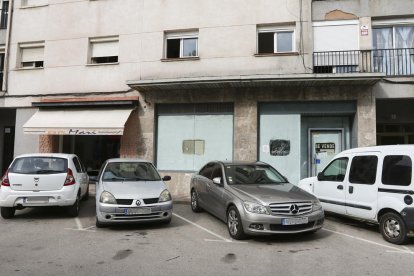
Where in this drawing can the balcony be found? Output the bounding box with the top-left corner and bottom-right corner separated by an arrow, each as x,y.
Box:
313,48 -> 414,76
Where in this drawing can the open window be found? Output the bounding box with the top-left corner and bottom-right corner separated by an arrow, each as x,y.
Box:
89,36 -> 119,64
19,42 -> 44,68
257,26 -> 295,54
165,31 -> 198,59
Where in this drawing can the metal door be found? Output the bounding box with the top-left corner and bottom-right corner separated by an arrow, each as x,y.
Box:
309,129 -> 344,177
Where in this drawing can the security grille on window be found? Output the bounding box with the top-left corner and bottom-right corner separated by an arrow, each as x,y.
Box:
257,27 -> 294,54
20,42 -> 44,68
90,37 -> 119,64
165,31 -> 198,59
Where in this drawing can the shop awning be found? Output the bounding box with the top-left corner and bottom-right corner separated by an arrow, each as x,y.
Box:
23,108 -> 134,135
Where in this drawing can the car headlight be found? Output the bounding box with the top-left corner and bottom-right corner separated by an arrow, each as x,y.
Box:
100,191 -> 117,204
312,200 -> 323,211
243,202 -> 269,215
159,189 -> 172,202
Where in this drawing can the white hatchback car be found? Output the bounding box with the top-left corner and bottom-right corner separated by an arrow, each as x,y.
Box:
0,153 -> 89,219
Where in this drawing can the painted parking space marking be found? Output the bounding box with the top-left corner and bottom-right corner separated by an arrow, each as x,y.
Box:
64,217 -> 96,232
173,212 -> 245,243
322,228 -> 407,253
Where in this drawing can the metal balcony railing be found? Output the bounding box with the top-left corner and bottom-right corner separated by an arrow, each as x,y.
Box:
313,48 -> 414,76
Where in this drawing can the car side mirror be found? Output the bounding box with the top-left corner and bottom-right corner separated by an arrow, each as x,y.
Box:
212,177 -> 223,186
317,172 -> 324,181
162,176 -> 171,181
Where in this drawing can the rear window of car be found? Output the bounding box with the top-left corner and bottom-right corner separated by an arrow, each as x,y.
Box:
10,157 -> 68,174
102,162 -> 161,182
382,155 -> 412,186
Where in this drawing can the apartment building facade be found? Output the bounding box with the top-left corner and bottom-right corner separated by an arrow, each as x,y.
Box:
0,0 -> 412,197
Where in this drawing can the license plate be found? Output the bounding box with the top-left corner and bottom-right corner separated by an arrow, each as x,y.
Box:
24,197 -> 49,204
124,208 -> 151,215
281,217 -> 309,225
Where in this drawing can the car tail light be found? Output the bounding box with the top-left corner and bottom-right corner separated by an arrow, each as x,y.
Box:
64,168 -> 76,186
1,169 -> 10,186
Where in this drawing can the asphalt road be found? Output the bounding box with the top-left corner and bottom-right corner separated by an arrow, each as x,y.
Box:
0,189 -> 413,275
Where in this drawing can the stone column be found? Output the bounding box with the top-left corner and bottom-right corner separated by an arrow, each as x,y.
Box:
120,109 -> 139,158
39,135 -> 59,153
357,89 -> 377,147
137,101 -> 155,162
234,98 -> 257,161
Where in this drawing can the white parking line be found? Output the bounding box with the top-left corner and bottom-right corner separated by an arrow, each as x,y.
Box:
64,217 -> 96,232
173,213 -> 234,243
322,228 -> 407,253
75,218 -> 83,230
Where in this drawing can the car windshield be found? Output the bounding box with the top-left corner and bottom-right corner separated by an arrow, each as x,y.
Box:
224,164 -> 288,185
102,162 -> 161,182
9,157 -> 68,174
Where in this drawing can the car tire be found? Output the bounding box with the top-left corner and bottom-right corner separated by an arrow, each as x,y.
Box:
227,206 -> 247,240
82,185 -> 89,201
379,212 -> 408,245
67,193 -> 80,217
1,207 -> 16,219
95,217 -> 105,228
191,190 -> 202,213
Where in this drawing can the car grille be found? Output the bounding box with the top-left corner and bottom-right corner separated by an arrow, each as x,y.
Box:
115,198 -> 159,205
270,221 -> 315,231
269,202 -> 313,216
143,198 -> 159,204
116,199 -> 133,205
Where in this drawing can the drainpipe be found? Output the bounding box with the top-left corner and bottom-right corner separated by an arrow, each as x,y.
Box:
3,0 -> 14,93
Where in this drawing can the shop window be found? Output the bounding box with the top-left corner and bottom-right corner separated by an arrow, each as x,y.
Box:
157,103 -> 233,171
19,42 -> 44,68
257,26 -> 294,54
165,31 -> 198,59
349,156 -> 378,185
382,155 -> 412,186
89,36 -> 119,64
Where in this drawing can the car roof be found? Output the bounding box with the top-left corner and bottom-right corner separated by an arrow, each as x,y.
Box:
210,161 -> 269,166
105,158 -> 152,163
15,153 -> 77,159
339,145 -> 414,155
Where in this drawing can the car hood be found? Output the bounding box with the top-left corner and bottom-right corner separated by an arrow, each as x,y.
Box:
102,180 -> 166,199
228,183 -> 317,205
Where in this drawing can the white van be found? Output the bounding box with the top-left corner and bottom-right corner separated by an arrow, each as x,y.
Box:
298,145 -> 414,244
0,153 -> 89,219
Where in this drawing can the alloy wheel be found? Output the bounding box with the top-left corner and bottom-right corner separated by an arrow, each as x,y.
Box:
384,218 -> 401,238
228,209 -> 239,236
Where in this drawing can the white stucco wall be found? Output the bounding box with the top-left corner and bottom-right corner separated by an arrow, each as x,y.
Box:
7,0 -> 312,98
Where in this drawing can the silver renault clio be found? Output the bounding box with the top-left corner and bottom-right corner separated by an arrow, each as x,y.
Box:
190,161 -> 324,239
95,159 -> 173,227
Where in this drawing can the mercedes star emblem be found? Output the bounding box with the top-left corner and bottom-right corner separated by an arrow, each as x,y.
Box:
290,204 -> 299,215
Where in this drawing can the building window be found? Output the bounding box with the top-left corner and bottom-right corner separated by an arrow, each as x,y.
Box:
165,31 -> 198,59
19,42 -> 44,68
89,36 -> 119,64
257,26 -> 294,54
21,0 -> 48,8
0,49 -> 4,89
373,25 -> 414,75
0,1 -> 9,29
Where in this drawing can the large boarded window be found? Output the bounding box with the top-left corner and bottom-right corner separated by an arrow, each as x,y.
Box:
156,103 -> 233,171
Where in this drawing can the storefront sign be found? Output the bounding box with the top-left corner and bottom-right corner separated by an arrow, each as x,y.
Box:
270,139 -> 291,156
361,25 -> 369,36
24,128 -> 124,135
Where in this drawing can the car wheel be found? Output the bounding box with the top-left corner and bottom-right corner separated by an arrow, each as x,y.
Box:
82,185 -> 89,201
227,206 -> 247,240
67,193 -> 80,217
95,217 -> 105,228
191,190 -> 202,212
1,207 -> 16,219
379,212 -> 408,245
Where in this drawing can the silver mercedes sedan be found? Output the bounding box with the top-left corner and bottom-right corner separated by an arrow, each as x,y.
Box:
95,159 -> 173,227
190,161 -> 324,239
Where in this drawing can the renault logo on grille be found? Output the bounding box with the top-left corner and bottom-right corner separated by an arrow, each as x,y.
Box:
136,200 -> 141,206
290,204 -> 300,214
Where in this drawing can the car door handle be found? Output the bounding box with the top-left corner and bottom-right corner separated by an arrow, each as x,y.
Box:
337,185 -> 343,190
349,186 -> 354,194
